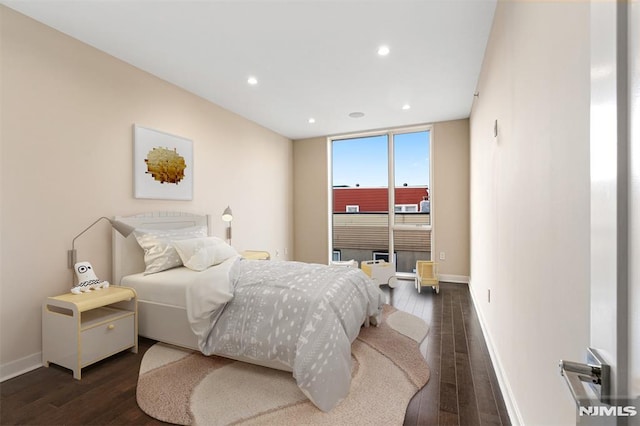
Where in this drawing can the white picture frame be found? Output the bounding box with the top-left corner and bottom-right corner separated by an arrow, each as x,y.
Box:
133,125 -> 193,200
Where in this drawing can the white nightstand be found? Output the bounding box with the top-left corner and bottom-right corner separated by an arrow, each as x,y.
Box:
42,286 -> 138,379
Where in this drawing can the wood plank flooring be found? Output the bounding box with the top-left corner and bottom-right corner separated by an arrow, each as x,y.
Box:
388,281 -> 511,426
1,281 -> 510,425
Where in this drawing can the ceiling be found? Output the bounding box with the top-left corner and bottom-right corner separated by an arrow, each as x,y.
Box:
3,0 -> 496,140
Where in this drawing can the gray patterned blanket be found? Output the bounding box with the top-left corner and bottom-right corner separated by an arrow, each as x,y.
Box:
188,258 -> 385,412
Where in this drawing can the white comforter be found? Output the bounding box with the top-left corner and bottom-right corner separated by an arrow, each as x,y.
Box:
185,257 -> 385,412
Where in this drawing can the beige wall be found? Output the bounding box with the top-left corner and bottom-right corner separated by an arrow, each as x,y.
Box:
469,1 -> 590,424
293,120 -> 471,281
292,137 -> 329,264
0,7 -> 293,376
432,119 -> 470,279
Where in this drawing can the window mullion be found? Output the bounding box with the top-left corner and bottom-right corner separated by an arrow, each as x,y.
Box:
388,133 -> 395,264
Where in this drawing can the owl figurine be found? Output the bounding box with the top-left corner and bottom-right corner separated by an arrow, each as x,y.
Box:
72,261 -> 110,294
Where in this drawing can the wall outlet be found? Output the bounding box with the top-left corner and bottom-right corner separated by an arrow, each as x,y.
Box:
439,251 -> 446,260
275,249 -> 280,257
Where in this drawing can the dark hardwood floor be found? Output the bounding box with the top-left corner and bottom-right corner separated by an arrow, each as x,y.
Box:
389,281 -> 511,426
1,280 -> 510,425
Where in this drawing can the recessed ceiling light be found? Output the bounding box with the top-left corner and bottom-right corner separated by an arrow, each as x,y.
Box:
308,118 -> 316,124
402,104 -> 411,110
377,45 -> 390,56
349,112 -> 365,118
247,76 -> 258,85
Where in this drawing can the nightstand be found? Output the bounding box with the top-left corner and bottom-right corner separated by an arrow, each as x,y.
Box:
42,286 -> 137,379
241,250 -> 271,260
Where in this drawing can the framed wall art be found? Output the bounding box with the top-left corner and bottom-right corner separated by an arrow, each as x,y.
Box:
133,125 -> 193,200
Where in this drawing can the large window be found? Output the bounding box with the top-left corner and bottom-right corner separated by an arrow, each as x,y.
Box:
331,127 -> 432,275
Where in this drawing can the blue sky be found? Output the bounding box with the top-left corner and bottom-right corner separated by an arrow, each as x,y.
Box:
332,131 -> 430,187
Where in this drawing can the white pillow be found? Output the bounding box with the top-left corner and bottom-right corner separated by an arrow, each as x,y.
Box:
133,226 -> 208,274
173,237 -> 238,271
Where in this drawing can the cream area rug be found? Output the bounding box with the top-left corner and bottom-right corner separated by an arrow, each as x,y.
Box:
136,305 -> 430,425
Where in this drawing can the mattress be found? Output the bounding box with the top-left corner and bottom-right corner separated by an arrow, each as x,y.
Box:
121,267 -> 199,307
120,256 -> 238,308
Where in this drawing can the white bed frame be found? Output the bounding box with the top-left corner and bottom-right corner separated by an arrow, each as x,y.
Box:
113,211 -> 293,371
112,211 -> 210,350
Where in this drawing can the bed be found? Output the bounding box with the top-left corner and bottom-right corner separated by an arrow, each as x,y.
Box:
112,211 -> 385,411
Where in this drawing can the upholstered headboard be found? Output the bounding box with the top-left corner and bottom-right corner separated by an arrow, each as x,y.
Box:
112,211 -> 210,285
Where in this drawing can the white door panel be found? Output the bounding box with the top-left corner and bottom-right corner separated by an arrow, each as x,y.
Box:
564,1 -> 637,424
589,0 -> 624,393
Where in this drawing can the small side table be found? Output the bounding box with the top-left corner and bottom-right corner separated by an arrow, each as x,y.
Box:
42,286 -> 138,379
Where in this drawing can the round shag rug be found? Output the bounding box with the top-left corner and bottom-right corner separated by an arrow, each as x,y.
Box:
136,305 -> 429,425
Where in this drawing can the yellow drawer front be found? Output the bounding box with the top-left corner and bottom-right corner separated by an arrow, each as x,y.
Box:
81,315 -> 135,366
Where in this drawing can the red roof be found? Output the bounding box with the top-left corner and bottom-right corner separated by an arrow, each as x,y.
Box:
333,187 -> 428,212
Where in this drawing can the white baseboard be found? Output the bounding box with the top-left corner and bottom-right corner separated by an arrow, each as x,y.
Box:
439,274 -> 469,284
468,281 -> 524,426
0,352 -> 43,383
